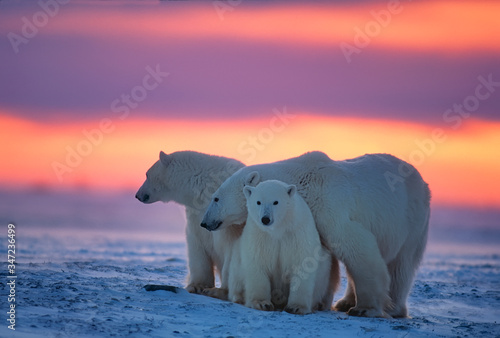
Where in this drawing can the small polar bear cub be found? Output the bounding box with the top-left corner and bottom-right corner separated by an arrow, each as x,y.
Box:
235,180 -> 332,314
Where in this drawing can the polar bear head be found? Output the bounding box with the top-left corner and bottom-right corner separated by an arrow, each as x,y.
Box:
137,150 -> 244,209
243,180 -> 297,234
135,151 -> 181,204
201,169 -> 262,231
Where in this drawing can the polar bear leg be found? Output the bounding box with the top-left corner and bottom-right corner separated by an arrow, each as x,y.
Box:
314,252 -> 339,311
286,268 -> 315,314
345,261 -> 390,318
323,258 -> 340,310
245,268 -> 274,311
203,252 -> 231,300
228,244 -> 245,304
185,251 -> 214,293
228,269 -> 245,305
333,271 -> 356,312
332,221 -> 391,318
387,229 -> 427,318
387,254 -> 410,318
185,220 -> 215,294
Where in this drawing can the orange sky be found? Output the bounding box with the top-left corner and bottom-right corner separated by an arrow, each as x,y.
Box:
1,0 -> 499,210
1,1 -> 498,52
1,113 -> 499,208
15,1 -> 497,52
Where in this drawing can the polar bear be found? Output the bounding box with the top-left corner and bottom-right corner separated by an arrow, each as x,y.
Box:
136,151 -> 245,296
228,180 -> 336,314
201,151 -> 430,318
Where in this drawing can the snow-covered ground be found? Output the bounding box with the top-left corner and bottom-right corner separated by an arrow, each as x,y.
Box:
0,189 -> 499,337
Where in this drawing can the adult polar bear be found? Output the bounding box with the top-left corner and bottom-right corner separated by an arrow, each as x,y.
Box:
201,151 -> 430,318
136,151 -> 244,295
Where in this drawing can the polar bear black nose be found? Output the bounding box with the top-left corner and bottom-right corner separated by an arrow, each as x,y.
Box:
136,193 -> 149,203
261,216 -> 271,225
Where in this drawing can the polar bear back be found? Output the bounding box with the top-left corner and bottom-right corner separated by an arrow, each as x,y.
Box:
207,152 -> 429,264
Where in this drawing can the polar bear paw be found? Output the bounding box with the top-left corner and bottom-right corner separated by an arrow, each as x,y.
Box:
202,287 -> 228,300
386,304 -> 408,318
249,300 -> 274,311
230,293 -> 245,305
313,301 -> 332,312
333,298 -> 356,312
347,306 -> 391,319
284,304 -> 311,315
186,284 -> 211,294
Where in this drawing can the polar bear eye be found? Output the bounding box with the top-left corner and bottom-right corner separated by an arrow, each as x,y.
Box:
273,201 -> 279,205
257,201 -> 261,205
214,197 -> 219,202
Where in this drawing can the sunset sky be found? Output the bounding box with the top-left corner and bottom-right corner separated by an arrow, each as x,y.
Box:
0,0 -> 499,209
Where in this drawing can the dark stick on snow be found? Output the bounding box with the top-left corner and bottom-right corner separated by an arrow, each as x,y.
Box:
143,284 -> 182,293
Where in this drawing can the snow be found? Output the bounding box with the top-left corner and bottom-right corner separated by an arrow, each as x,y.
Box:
0,190 -> 499,337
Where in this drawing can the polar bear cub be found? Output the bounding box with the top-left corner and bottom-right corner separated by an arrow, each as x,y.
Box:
235,180 -> 332,314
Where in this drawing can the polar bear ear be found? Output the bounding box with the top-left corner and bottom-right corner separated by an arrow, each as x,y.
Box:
245,171 -> 260,187
243,186 -> 254,199
287,185 -> 296,197
159,151 -> 172,166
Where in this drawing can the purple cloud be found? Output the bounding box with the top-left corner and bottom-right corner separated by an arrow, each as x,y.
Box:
0,1 -> 498,124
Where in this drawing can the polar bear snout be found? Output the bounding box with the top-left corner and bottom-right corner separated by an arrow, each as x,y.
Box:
201,220 -> 223,231
135,192 -> 150,203
259,204 -> 274,226
261,216 -> 272,226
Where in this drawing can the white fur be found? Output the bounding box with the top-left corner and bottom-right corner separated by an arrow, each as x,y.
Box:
202,151 -> 431,318
136,150 -> 245,296
229,180 -> 335,314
